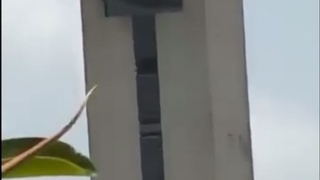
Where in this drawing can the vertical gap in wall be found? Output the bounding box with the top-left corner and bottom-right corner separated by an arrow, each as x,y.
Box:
132,15 -> 165,180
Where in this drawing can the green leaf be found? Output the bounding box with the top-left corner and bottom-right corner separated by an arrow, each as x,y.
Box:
2,137 -> 96,178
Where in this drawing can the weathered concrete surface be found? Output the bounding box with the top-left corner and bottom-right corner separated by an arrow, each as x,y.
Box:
81,0 -> 142,179
156,0 -> 254,179
81,0 -> 254,179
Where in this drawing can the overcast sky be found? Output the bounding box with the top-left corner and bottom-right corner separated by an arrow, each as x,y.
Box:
1,0 -> 319,180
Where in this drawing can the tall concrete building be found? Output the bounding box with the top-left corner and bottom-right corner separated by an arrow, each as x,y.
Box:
81,0 -> 254,180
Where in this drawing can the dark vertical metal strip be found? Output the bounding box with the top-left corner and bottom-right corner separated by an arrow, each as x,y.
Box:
132,15 -> 165,180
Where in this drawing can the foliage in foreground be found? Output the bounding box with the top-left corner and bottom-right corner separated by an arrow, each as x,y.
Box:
1,86 -> 97,179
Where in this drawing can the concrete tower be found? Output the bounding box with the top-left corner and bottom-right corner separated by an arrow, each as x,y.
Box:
81,0 -> 254,179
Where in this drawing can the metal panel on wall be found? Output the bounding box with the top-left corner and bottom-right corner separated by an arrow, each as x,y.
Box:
103,0 -> 182,16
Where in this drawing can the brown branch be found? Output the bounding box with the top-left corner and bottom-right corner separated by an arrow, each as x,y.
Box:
2,85 -> 97,174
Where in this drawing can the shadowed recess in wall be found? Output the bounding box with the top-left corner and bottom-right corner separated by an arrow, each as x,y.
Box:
103,0 -> 182,16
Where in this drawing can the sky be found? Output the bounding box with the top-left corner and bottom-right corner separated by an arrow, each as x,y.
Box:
1,0 -> 319,180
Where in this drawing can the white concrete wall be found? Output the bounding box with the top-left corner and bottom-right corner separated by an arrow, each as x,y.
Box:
81,0 -> 254,179
80,0 -> 142,179
156,0 -> 254,179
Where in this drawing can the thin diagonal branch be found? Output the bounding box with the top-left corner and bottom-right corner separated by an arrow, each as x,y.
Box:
2,85 -> 97,175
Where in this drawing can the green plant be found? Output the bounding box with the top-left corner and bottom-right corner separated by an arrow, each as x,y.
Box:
1,86 -> 97,179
